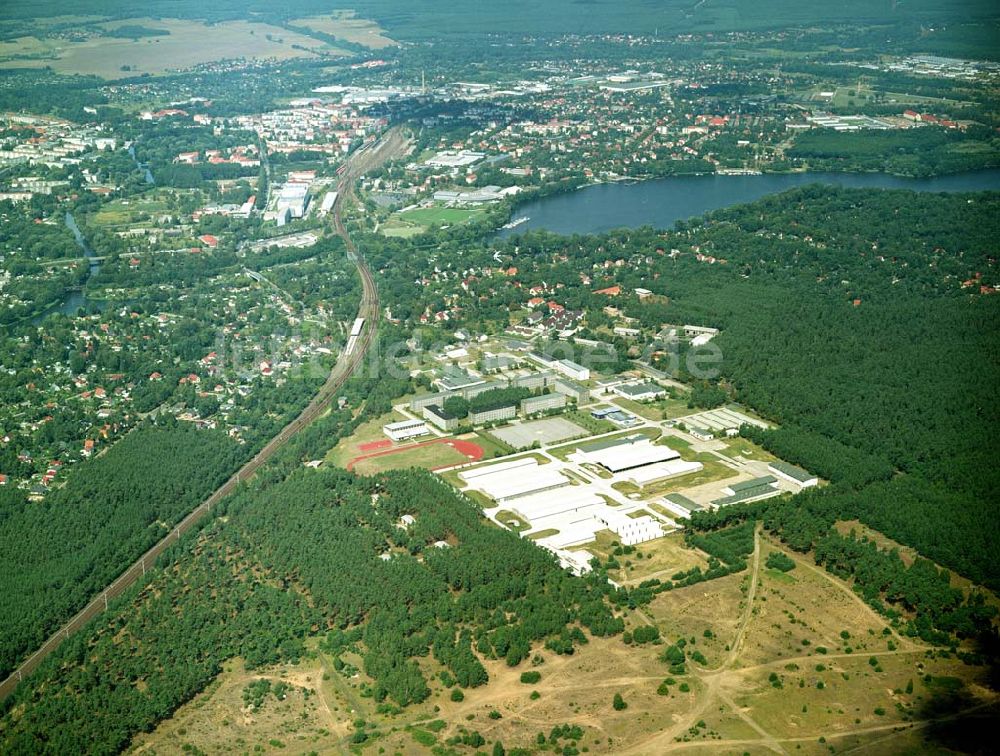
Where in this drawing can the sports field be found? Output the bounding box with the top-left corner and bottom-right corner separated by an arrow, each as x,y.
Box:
347,437 -> 484,474
380,205 -> 488,237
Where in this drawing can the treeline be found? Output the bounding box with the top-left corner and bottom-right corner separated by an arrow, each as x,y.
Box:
0,420 -> 246,680
469,386 -> 531,414
0,466 -> 622,753
788,128 -> 1000,177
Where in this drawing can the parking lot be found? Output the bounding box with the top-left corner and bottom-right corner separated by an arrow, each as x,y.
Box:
489,417 -> 588,449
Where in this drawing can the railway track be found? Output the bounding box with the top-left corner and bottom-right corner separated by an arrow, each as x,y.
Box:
0,128 -> 407,703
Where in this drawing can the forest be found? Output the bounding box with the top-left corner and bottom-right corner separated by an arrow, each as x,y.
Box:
0,421 -> 246,680
0,465 -> 621,753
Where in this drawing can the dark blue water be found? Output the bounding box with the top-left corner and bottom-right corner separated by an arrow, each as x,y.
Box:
500,169 -> 1000,236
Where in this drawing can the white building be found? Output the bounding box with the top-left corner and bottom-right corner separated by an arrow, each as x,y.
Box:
555,359 -> 590,381
276,182 -> 310,218
768,461 -> 818,488
613,382 -> 666,402
383,419 -> 430,442
595,510 -> 663,546
460,458 -> 569,504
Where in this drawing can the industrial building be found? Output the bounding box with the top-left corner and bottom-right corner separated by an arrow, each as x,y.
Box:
660,493 -> 707,519
571,435 -> 702,486
319,190 -> 338,214
614,382 -> 666,401
436,365 -> 486,392
459,457 -> 570,504
275,182 -> 310,218
382,419 -> 430,442
712,476 -> 782,508
768,461 -> 818,488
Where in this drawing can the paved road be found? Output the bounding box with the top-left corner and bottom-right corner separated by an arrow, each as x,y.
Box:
0,127 -> 409,703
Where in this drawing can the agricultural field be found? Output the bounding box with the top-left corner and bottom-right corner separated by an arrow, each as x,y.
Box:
128,525 -> 998,754
290,11 -> 397,49
0,18 -> 348,78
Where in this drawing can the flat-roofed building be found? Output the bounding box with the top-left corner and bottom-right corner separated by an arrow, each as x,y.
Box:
555,358 -> 590,381
595,510 -> 663,546
411,391 -> 456,412
512,371 -> 551,390
574,435 -> 680,473
423,404 -> 460,431
460,458 -> 570,504
553,378 -> 589,404
383,419 -> 430,442
436,365 -> 486,392
470,405 -> 516,425
521,393 -> 566,416
614,381 -> 666,402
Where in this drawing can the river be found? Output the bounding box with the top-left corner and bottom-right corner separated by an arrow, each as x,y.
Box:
29,213 -> 106,324
500,169 -> 1000,237
127,144 -> 155,185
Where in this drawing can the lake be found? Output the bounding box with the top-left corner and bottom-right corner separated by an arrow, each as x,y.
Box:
500,169 -> 1000,237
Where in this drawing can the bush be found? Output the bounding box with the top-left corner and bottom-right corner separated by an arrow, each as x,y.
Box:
765,551 -> 796,572
520,671 -> 541,684
612,693 -> 627,711
450,688 -> 465,702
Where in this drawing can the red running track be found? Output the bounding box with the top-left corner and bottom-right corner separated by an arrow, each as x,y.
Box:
347,437 -> 484,471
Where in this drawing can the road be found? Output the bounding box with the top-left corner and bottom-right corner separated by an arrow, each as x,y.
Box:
0,127 -> 409,703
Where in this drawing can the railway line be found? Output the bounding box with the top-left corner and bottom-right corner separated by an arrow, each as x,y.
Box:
0,127 -> 408,703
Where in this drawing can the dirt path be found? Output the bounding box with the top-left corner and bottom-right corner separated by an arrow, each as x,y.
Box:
774,535 -> 914,650
621,523 -> 791,755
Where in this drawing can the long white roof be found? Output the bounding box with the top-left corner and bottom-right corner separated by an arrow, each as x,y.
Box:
579,438 -> 679,472
463,459 -> 568,502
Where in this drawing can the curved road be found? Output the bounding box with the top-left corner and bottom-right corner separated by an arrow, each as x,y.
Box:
0,127 -> 408,703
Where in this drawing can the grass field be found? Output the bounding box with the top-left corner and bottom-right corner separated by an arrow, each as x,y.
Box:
381,205 -> 488,237
291,11 -> 397,49
349,439 -> 473,475
0,18 -> 348,78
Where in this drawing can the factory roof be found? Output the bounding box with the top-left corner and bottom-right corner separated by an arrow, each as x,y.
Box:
576,437 -> 680,473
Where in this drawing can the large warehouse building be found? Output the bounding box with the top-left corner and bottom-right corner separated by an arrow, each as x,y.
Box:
571,435 -> 703,486
459,457 -> 570,504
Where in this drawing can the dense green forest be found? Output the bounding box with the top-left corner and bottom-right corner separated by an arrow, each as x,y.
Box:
1,0 -> 997,40
0,466 -> 621,753
0,422 -> 245,680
